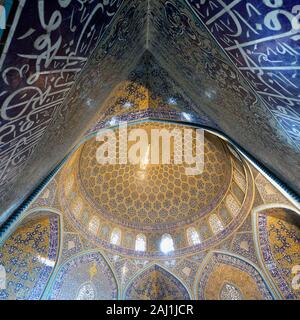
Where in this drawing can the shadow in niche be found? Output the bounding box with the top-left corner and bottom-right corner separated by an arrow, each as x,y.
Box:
92,50 -> 216,129
266,207 -> 300,228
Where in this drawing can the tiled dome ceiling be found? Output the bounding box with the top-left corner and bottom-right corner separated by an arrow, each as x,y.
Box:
79,123 -> 231,230
0,0 -> 299,225
58,122 -> 254,257
0,0 -> 299,301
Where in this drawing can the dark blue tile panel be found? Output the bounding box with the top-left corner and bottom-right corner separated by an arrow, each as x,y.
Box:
0,0 -> 123,195
186,0 -> 300,147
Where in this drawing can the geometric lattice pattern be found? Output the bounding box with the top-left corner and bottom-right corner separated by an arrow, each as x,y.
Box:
0,214 -> 59,300
48,252 -> 118,300
197,252 -> 274,300
125,265 -> 190,300
256,208 -> 300,300
80,123 -> 232,230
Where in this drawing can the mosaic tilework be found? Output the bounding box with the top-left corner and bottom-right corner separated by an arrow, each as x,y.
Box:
124,264 -> 190,300
196,252 -> 274,300
89,107 -> 213,136
255,173 -> 292,206
104,251 -> 151,287
1,132 -> 297,299
233,169 -> 246,192
149,0 -> 300,195
252,185 -> 265,209
48,252 -> 117,300
0,0 -> 147,225
0,213 -> 59,300
59,124 -> 255,258
238,215 -> 253,235
87,51 -> 216,134
217,205 -> 232,226
61,232 -> 83,263
0,0 -> 123,208
28,179 -> 57,210
216,235 -> 235,252
80,124 -> 232,230
256,208 -> 300,299
163,256 -> 204,292
112,258 -> 141,287
220,282 -> 243,300
187,0 -> 300,148
225,194 -> 241,217
231,233 -> 259,265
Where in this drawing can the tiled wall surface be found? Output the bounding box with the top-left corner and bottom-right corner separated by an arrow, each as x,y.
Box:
0,1 -> 299,227
187,0 -> 300,148
0,1 -> 123,192
1,155 -> 298,299
0,0 -> 147,222
149,0 -> 300,194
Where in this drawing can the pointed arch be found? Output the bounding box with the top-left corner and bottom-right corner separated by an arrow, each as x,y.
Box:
124,264 -> 190,300
0,208 -> 62,300
88,215 -> 100,235
186,227 -> 201,246
135,233 -> 146,251
194,251 -> 276,300
160,233 -> 174,253
110,228 -> 121,245
208,214 -> 224,234
45,250 -> 118,300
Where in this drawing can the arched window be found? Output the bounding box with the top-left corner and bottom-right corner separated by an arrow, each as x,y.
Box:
233,170 -> 246,192
226,194 -> 240,217
135,234 -> 146,252
209,214 -> 224,234
187,227 -> 201,246
160,234 -> 174,254
110,228 -> 121,246
88,216 -> 100,235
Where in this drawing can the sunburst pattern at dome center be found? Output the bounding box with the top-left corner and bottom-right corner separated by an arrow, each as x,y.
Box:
78,123 -> 232,230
